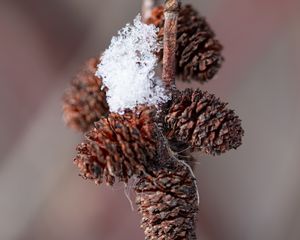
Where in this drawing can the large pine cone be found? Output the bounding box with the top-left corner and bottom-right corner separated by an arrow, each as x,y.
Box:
147,4 -> 224,83
135,163 -> 198,240
74,106 -> 157,185
165,89 -> 244,155
62,57 -> 109,132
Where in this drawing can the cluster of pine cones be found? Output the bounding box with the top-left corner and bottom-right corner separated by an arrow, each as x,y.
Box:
62,4 -> 244,240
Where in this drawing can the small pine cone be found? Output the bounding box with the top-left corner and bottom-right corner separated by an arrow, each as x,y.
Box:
147,5 -> 224,83
74,106 -> 157,185
62,57 -> 109,132
135,164 -> 198,240
165,89 -> 244,155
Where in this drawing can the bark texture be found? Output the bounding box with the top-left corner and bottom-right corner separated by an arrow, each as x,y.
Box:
162,0 -> 180,89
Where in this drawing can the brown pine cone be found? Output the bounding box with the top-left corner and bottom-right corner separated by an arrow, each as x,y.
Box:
147,4 -> 224,83
135,163 -> 198,240
74,106 -> 157,185
62,57 -> 109,132
165,89 -> 244,155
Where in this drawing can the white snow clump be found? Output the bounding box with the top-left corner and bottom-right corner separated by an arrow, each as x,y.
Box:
95,14 -> 169,113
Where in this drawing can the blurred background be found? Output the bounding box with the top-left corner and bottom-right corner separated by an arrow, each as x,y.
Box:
0,0 -> 300,239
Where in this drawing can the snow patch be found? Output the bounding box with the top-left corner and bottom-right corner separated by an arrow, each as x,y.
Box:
96,14 -> 169,113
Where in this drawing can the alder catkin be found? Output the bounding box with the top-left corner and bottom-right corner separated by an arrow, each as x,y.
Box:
147,4 -> 224,83
135,162 -> 198,240
62,57 -> 108,132
74,106 -> 157,185
165,89 -> 244,155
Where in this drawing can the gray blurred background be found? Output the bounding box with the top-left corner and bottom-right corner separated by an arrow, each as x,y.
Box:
0,0 -> 300,239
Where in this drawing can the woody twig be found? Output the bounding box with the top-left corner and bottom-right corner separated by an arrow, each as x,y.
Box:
162,0 -> 179,89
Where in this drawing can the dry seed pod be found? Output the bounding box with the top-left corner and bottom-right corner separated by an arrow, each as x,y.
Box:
74,106 -> 157,185
147,4 -> 224,83
62,57 -> 109,132
135,163 -> 198,240
165,89 -> 244,155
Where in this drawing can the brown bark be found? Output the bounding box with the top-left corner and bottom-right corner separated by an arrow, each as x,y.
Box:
162,0 -> 179,89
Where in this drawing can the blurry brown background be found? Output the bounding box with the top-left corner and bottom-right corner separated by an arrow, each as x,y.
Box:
1,0 -> 300,239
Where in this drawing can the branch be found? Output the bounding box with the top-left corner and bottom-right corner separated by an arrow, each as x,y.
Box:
162,0 -> 179,89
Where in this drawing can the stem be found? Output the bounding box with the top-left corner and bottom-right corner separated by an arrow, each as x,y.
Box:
136,1 -> 198,239
142,0 -> 161,22
162,0 -> 179,89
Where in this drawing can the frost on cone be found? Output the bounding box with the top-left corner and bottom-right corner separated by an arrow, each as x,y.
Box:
147,4 -> 224,83
165,89 -> 244,155
74,106 -> 157,185
62,58 -> 109,132
135,163 -> 198,240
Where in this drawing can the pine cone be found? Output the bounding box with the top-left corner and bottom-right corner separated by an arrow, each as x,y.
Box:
165,89 -> 244,155
135,163 -> 198,240
74,106 -> 157,185
147,4 -> 224,83
62,57 -> 109,132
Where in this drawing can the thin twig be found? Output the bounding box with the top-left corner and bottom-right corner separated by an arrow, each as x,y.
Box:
162,0 -> 179,89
